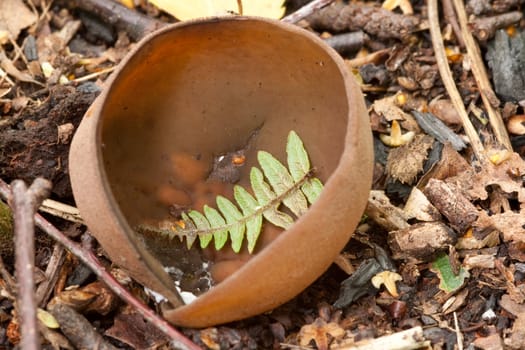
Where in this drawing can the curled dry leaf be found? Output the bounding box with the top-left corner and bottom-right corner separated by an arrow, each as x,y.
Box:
0,0 -> 37,40
298,317 -> 345,350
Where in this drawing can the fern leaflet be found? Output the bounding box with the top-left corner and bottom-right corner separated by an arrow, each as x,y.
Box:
138,131 -> 324,253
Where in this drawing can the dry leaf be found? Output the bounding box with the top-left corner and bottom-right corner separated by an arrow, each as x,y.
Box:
0,0 -> 37,40
446,152 -> 525,204
298,317 -> 345,350
50,281 -> 119,315
371,94 -> 420,131
105,309 -> 169,350
148,0 -> 286,20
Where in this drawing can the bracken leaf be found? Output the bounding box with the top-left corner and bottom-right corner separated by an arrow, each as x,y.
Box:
250,167 -> 294,229
188,210 -> 212,248
302,178 -> 324,204
258,151 -> 308,216
203,206 -> 228,250
287,130 -> 310,182
234,186 -> 263,253
216,196 -> 245,253
141,130 -> 323,254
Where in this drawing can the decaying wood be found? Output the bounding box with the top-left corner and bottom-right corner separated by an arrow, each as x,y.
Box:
423,178 -> 479,233
68,0 -> 165,41
403,187 -> 442,222
306,1 -> 420,40
471,11 -> 523,41
48,303 -> 119,350
366,190 -> 409,231
388,221 -> 457,260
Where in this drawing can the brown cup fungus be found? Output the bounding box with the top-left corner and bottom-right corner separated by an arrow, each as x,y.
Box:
69,16 -> 373,327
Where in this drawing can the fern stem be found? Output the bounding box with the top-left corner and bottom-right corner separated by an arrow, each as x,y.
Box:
139,170 -> 316,238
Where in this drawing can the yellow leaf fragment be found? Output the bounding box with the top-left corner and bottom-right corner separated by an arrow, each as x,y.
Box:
148,0 -> 286,21
119,0 -> 134,9
37,308 -> 60,329
371,271 -> 403,297
382,0 -> 413,15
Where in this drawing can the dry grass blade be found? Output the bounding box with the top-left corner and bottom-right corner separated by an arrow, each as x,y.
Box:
427,0 -> 485,160
451,0 -> 512,151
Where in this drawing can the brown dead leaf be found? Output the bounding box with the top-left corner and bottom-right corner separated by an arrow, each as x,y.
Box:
474,211 -> 525,244
371,94 -> 420,132
0,0 -> 37,40
505,312 -> 525,349
105,308 -> 168,350
0,51 -> 43,86
386,134 -> 434,184
446,152 -> 525,204
298,317 -> 345,350
50,281 -> 119,316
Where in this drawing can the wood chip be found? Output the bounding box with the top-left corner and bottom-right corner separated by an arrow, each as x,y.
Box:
423,178 -> 478,233
388,222 -> 456,260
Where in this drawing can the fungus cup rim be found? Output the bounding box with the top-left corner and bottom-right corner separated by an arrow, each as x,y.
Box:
69,15 -> 373,327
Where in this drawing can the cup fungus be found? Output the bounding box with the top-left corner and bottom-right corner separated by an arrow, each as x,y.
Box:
69,16 -> 373,327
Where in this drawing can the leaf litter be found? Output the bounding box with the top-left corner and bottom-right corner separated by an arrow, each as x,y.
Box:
1,0 -> 525,349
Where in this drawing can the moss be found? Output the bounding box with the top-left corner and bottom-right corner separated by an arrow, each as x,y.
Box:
0,201 -> 13,258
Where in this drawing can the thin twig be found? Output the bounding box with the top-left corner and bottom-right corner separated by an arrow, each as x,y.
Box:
39,199 -> 83,224
0,178 -> 200,350
10,178 -> 52,350
68,0 -> 165,41
281,0 -> 334,24
428,0 -> 485,160
441,0 -> 465,47
35,243 -> 66,306
452,0 -> 513,151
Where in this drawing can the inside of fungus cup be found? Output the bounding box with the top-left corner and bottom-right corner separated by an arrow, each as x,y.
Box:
99,18 -> 349,298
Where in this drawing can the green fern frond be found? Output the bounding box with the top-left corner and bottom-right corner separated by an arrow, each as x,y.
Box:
138,131 -> 324,253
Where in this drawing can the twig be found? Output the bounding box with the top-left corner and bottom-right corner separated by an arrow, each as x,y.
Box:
428,0 -> 485,160
35,243 -> 66,306
48,303 -> 119,350
281,0 -> 334,24
0,178 -> 200,350
454,312 -> 464,350
472,11 -> 523,41
68,0 -> 166,41
452,0 -> 513,151
10,178 -> 52,350
441,0 -> 465,47
39,199 -> 83,224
